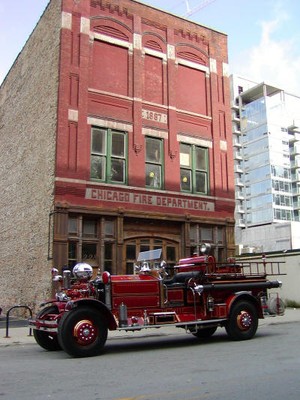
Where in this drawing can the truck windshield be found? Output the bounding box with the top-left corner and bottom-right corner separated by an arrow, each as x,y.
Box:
137,249 -> 162,262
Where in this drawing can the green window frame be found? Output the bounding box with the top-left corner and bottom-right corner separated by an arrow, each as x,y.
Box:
91,127 -> 127,184
145,136 -> 164,189
180,143 -> 209,194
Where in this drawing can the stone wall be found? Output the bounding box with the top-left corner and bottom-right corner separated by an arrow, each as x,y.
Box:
0,0 -> 61,313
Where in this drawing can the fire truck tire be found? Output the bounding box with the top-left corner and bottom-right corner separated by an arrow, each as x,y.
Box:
33,306 -> 61,351
190,326 -> 217,338
225,300 -> 258,341
57,307 -> 108,357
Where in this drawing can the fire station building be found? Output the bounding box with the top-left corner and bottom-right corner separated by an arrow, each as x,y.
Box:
0,0 -> 234,308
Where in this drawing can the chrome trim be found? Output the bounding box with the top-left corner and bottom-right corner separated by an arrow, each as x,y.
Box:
105,283 -> 112,310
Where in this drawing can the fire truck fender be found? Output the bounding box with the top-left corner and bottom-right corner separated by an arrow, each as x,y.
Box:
226,292 -> 263,318
66,298 -> 117,330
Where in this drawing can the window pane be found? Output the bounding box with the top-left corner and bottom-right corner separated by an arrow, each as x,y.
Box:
104,242 -> 113,273
111,132 -> 125,157
195,147 -> 206,170
195,171 -> 207,193
91,128 -> 127,184
68,242 -> 78,269
104,220 -> 115,236
82,243 -> 97,262
140,244 -> 150,253
126,244 -> 136,260
68,242 -> 77,259
217,227 -> 224,244
126,262 -> 134,274
105,243 -> 113,262
166,246 -> 175,261
190,224 -> 198,243
146,138 -> 161,163
111,159 -> 125,182
68,218 -> 77,234
83,219 -> 97,237
146,164 -> 161,188
103,239 -> 113,273
180,169 -> 191,191
180,144 -> 191,167
91,155 -> 105,180
92,129 -> 106,154
218,248 -> 224,261
201,227 -> 213,242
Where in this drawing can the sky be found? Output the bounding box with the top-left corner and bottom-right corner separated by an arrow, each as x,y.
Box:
0,0 -> 300,95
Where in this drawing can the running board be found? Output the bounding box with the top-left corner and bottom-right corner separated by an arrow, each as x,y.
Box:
116,318 -> 227,332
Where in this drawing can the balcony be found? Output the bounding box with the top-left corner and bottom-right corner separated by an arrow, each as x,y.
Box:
236,205 -> 245,214
233,127 -> 241,135
236,218 -> 246,227
232,114 -> 240,123
234,151 -> 243,160
235,178 -> 244,187
293,200 -> 300,210
291,159 -> 300,169
236,191 -> 245,200
292,184 -> 300,194
290,145 -> 300,156
233,140 -> 242,148
234,165 -> 244,174
231,101 -> 240,110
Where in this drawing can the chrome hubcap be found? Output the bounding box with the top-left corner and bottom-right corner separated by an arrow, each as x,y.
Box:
74,320 -> 97,345
237,311 -> 252,331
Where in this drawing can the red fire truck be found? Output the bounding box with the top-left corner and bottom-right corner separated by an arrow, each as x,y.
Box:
30,244 -> 285,357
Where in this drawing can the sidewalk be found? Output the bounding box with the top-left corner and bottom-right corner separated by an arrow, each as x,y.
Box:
1,308 -> 299,348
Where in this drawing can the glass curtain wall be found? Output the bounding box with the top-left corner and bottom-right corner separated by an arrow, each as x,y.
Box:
241,92 -> 293,226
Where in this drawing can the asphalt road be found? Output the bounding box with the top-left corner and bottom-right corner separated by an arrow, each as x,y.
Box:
0,322 -> 299,400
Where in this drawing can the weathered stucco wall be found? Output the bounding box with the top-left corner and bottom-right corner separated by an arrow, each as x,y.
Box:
0,0 -> 61,312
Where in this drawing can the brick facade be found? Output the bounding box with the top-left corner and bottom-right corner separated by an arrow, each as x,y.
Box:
0,0 -> 234,312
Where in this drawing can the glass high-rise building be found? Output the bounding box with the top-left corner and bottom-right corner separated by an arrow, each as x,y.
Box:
231,75 -> 300,253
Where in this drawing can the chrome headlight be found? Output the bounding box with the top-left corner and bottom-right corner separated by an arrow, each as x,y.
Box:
200,243 -> 211,254
73,263 -> 93,279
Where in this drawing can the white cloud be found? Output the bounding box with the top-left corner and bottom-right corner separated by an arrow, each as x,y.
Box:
233,12 -> 300,96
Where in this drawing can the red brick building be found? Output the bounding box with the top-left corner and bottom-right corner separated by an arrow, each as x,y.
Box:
0,0 -> 234,308
53,0 -> 234,275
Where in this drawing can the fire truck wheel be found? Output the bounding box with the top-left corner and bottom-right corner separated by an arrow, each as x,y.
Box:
225,300 -> 258,341
57,307 -> 108,357
190,326 -> 217,339
33,306 -> 61,351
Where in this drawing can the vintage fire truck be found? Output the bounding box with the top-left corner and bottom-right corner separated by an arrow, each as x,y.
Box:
30,244 -> 285,357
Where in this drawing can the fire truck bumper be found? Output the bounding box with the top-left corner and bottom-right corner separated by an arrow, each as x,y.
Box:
29,319 -> 58,333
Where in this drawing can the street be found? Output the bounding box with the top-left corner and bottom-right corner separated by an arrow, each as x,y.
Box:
0,322 -> 300,400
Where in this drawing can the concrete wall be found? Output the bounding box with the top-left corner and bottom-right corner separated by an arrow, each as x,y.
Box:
238,252 -> 300,304
239,222 -> 300,253
0,0 -> 61,312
